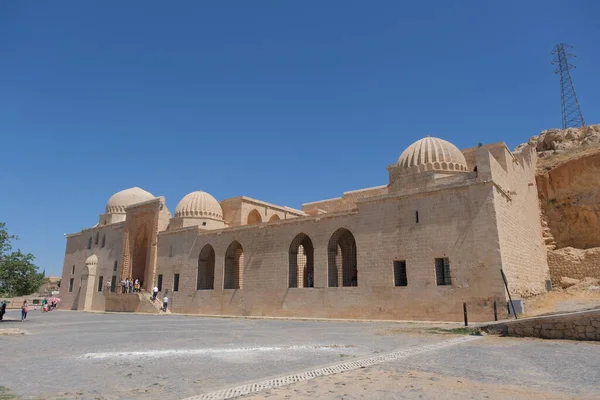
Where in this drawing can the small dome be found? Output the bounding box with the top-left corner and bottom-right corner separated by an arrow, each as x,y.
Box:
85,254 -> 98,266
106,187 -> 155,213
175,191 -> 223,219
397,137 -> 467,173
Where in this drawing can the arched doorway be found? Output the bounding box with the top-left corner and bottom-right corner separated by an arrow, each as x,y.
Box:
224,241 -> 244,289
327,228 -> 357,287
132,225 -> 149,287
289,233 -> 314,288
247,209 -> 262,225
197,244 -> 215,290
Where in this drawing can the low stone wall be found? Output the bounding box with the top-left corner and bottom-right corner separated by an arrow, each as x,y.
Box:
105,293 -> 140,312
485,309 -> 600,341
548,247 -> 600,287
104,293 -> 159,314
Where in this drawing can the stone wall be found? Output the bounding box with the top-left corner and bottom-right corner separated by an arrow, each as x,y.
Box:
488,309 -> 600,341
302,186 -> 388,214
484,145 -> 550,297
58,223 -> 124,311
548,247 -> 600,287
153,181 -> 508,323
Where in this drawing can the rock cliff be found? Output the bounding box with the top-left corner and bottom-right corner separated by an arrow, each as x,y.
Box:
515,124 -> 600,287
518,124 -> 600,249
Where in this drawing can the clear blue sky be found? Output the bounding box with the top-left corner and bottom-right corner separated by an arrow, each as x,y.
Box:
1,1 -> 598,277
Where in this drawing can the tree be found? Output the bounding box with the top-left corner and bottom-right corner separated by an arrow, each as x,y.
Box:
0,222 -> 44,297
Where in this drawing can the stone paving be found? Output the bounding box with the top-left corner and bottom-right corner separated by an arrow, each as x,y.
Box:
1,310 -> 600,400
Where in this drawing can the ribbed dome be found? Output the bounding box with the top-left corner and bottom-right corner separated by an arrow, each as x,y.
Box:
85,254 -> 98,266
175,191 -> 223,219
106,187 -> 155,214
397,137 -> 467,173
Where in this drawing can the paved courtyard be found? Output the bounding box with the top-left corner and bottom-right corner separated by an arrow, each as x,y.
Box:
1,310 -> 600,399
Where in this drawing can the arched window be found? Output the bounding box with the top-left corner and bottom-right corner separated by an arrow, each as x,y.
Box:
197,244 -> 215,290
87,237 -> 92,250
71,265 -> 75,275
289,233 -> 314,288
101,234 -> 106,248
327,228 -> 357,287
247,209 -> 262,225
224,241 -> 243,289
95,232 -> 99,245
269,214 -> 281,223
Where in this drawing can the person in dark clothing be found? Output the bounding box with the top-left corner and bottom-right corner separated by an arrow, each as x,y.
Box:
0,302 -> 6,320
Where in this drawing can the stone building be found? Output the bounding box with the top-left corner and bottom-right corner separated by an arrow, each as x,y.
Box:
58,137 -> 549,322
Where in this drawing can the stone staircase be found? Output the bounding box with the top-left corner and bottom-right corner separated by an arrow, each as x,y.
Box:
541,214 -> 557,251
136,292 -> 170,314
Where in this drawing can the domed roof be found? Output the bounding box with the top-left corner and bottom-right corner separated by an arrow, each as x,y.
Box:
106,187 -> 155,214
175,191 -> 223,219
397,136 -> 468,173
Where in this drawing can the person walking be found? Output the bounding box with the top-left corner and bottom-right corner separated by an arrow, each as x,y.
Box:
105,279 -> 111,293
21,300 -> 29,322
162,295 -> 168,312
152,285 -> 159,301
0,301 -> 6,321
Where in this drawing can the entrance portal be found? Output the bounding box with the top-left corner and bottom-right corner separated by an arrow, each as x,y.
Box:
132,225 -> 149,287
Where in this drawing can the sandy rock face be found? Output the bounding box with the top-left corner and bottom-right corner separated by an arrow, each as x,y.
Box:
536,148 -> 600,249
515,124 -> 600,250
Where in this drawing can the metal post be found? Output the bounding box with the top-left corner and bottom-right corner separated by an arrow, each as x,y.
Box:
501,269 -> 518,320
463,302 -> 468,327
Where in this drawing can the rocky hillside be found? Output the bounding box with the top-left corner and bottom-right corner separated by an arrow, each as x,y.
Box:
516,124 -> 600,250
515,124 -> 600,290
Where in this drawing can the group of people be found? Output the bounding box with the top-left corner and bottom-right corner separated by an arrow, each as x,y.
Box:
0,298 -> 59,322
120,278 -> 142,294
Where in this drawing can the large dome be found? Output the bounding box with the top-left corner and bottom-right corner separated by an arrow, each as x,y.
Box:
105,187 -> 155,213
175,191 -> 223,219
397,137 -> 468,173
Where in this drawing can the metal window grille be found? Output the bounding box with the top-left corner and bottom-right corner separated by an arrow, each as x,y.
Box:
97,276 -> 104,292
393,261 -> 408,286
435,258 -> 451,286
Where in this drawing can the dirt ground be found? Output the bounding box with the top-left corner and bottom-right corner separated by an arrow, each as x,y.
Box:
247,366 -> 598,400
523,278 -> 600,317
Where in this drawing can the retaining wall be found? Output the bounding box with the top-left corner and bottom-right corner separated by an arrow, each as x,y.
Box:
486,309 -> 600,341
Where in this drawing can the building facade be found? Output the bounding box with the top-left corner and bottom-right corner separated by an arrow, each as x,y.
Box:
58,137 -> 549,322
